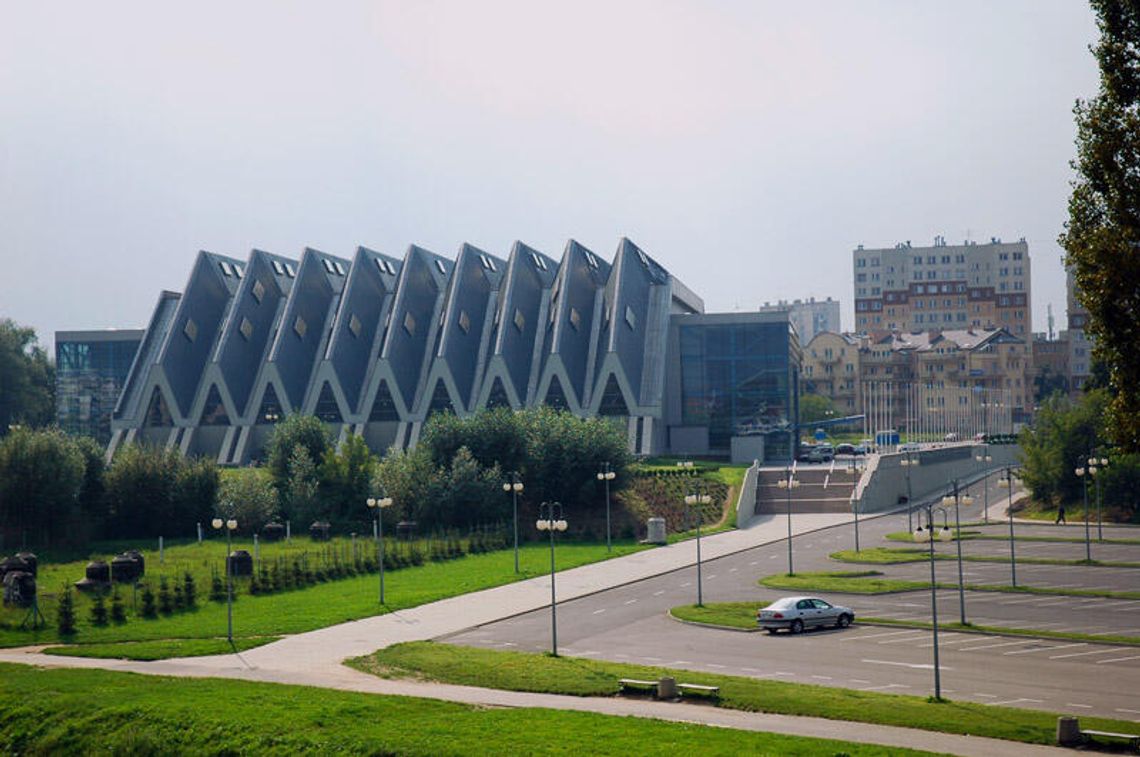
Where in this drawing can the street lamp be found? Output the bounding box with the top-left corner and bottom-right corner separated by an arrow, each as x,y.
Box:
900,451 -> 920,532
684,484 -> 712,606
597,463 -> 617,552
997,467 -> 1019,587
974,446 -> 993,523
536,502 -> 567,656
942,481 -> 974,625
366,493 -> 394,603
776,467 -> 800,574
502,472 -> 524,572
912,503 -> 946,700
1094,456 -> 1108,541
211,516 -> 238,644
1075,459 -> 1095,562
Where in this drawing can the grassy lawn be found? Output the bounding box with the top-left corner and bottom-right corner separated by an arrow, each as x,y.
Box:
838,545 -> 1140,569
0,664 -> 920,757
671,602 -> 1140,646
350,641 -> 1139,747
670,601 -> 768,630
41,636 -> 278,660
759,570 -> 930,594
0,540 -> 650,651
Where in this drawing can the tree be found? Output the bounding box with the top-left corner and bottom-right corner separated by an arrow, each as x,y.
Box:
1059,0 -> 1140,451
1033,367 -> 1070,404
103,444 -> 217,539
282,444 -> 321,526
0,320 -> 55,435
319,434 -> 377,527
799,393 -> 838,426
265,415 -> 331,499
1019,390 -> 1108,506
216,469 -> 278,533
0,427 -> 85,547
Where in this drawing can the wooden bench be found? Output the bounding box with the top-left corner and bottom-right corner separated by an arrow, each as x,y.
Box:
617,678 -> 658,695
1080,728 -> 1140,750
677,683 -> 720,699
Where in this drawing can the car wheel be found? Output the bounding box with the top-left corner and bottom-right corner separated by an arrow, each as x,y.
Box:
790,619 -> 804,634
836,614 -> 851,629
766,628 -> 777,635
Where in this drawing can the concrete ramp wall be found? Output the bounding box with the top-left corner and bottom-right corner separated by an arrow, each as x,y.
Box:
859,444 -> 1020,513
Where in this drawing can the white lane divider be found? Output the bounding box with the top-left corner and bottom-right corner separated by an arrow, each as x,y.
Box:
841,629 -> 921,642
862,659 -> 953,670
592,608 -> 606,615
1096,655 -> 1140,664
624,599 -> 637,605
653,590 -> 665,596
987,698 -> 1044,706
1049,647 -> 1125,660
877,634 -> 934,645
1004,643 -> 1085,656
859,683 -> 909,691
958,639 -> 1032,652
1066,703 -> 1093,709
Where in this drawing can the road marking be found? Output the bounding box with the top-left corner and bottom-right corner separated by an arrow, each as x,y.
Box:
1116,708 -> 1140,715
680,582 -> 692,587
768,671 -> 794,677
740,666 -> 759,673
974,693 -> 997,698
988,698 -> 1044,706
859,683 -> 909,691
1004,643 -> 1085,656
862,659 -> 952,670
669,660 -> 691,666
707,663 -> 726,669
653,590 -> 665,596
1096,655 -> 1140,664
811,675 -> 833,680
769,555 -> 778,559
642,656 -> 661,661
1049,647 -> 1127,659
849,678 -> 871,684
592,608 -> 606,615
1066,703 -> 1093,709
841,629 -> 921,642
729,567 -> 738,573
707,575 -> 717,580
624,599 -> 637,605
749,561 -> 758,566
575,650 -> 599,656
877,634 -> 934,645
958,639 -> 1031,652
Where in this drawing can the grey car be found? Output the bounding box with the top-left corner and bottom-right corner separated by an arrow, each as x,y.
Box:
756,596 -> 855,634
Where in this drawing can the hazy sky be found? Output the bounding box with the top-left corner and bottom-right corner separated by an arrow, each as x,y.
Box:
0,1 -> 1100,351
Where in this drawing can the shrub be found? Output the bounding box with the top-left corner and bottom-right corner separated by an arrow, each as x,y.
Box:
139,584 -> 157,619
110,590 -> 126,623
89,592 -> 108,626
56,587 -> 77,635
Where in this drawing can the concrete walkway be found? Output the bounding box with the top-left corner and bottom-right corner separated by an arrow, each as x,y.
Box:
0,511 -> 1078,756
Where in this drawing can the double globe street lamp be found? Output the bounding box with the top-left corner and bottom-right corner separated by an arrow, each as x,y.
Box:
997,467 -> 1020,587
776,468 -> 800,575
597,463 -> 617,552
536,502 -> 568,656
911,505 -> 949,700
211,516 -> 238,644
366,493 -> 394,604
941,481 -> 973,625
502,473 -> 524,573
684,484 -> 712,607
975,446 -> 993,523
900,451 -> 920,533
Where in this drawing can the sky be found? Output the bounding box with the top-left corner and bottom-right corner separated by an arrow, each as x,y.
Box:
0,1 -> 1101,352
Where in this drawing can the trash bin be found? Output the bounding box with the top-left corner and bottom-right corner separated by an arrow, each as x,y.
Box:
1056,716 -> 1081,746
111,553 -> 143,583
227,550 -> 254,577
75,560 -> 110,592
657,676 -> 678,699
646,518 -> 667,545
262,522 -> 285,542
309,521 -> 331,542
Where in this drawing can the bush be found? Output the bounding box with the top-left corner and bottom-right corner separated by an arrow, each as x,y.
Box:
139,584 -> 157,619
104,444 -> 219,539
110,591 -> 126,623
89,592 -> 108,626
0,428 -> 86,547
182,572 -> 197,607
56,587 -> 77,635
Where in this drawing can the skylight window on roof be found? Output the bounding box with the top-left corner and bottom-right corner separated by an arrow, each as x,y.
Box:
323,259 -> 335,274
530,252 -> 548,271
403,312 -> 416,336
585,252 -> 599,269
183,319 -> 198,342
569,307 -> 581,331
284,263 -> 296,278
513,308 -> 526,333
625,305 -> 637,330
348,314 -> 362,338
293,316 -> 307,339
252,279 -> 266,303
435,260 -> 448,275
272,261 -> 285,275
333,261 -> 346,276
479,253 -> 496,272
385,260 -> 397,275
233,265 -> 243,279
375,258 -> 387,276
219,261 -> 234,277
458,310 -> 471,334
239,317 -> 254,341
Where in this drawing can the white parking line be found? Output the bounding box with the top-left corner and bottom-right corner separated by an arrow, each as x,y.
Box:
1050,647 -> 1127,659
1116,708 -> 1140,715
680,582 -> 691,587
841,629 -> 922,642
863,659 -> 952,670
988,698 -> 1045,706
624,599 -> 637,605
1096,655 -> 1140,664
592,608 -> 606,615
653,590 -> 665,596
811,675 -> 833,680
1066,703 -> 1093,709
958,639 -> 1031,652
878,634 -> 934,645
1004,643 -> 1085,656
860,683 -> 909,691
849,678 -> 871,684
749,561 -> 758,566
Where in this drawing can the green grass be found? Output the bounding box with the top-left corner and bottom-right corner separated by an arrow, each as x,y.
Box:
971,533 -> 1140,545
857,617 -> 1140,645
830,547 -> 933,564
670,601 -> 768,630
0,540 -> 650,651
840,544 -> 1140,568
759,570 -> 931,594
350,641 -> 1140,747
41,636 -> 279,660
885,530 -> 978,543
0,664 -> 920,757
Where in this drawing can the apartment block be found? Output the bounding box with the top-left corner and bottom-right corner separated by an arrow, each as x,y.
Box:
758,296 -> 840,344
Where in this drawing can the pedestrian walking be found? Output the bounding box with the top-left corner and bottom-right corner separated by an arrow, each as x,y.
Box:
1055,504 -> 1066,524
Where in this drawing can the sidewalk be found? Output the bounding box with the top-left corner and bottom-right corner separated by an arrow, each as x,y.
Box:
0,511 -> 1078,756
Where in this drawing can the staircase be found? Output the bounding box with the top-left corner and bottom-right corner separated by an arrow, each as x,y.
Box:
756,464 -> 858,514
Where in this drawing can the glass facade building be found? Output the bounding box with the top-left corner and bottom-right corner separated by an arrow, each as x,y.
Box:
56,330 -> 144,444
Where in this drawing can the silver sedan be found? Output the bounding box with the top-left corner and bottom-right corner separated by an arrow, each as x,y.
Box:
756,596 -> 855,634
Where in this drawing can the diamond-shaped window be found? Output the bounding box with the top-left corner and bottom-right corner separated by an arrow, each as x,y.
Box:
293,316 -> 307,339
183,319 -> 198,342
458,310 -> 471,334
513,308 -> 526,333
239,317 -> 254,341
252,279 -> 266,303
569,307 -> 581,331
348,314 -> 362,338
403,312 -> 416,336
625,305 -> 637,331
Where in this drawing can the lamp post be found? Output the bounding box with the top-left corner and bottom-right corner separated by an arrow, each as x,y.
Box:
1075,458 -> 1095,562
998,467 -> 1018,587
211,516 -> 238,644
597,463 -> 616,552
776,467 -> 800,575
366,492 -> 394,604
975,446 -> 993,523
536,502 -> 567,656
910,505 -> 947,700
502,472 -> 524,572
900,451 -> 919,533
684,483 -> 712,607
852,491 -> 861,553
1094,456 -> 1108,541
942,481 -> 973,626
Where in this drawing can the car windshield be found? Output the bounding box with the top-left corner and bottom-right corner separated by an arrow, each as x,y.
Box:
769,598 -> 796,609
813,600 -> 832,609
